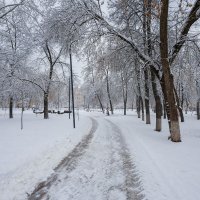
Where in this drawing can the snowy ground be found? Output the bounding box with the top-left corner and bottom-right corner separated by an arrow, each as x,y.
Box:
0,109 -> 92,200
0,109 -> 200,200
106,110 -> 200,200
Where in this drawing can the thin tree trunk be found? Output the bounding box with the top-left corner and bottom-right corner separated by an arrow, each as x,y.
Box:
121,74 -> 128,116
174,86 -> 184,122
42,41 -> 62,120
140,96 -> 144,121
124,81 -> 128,115
197,99 -> 200,120
135,59 -> 143,120
151,70 -> 162,131
136,95 -> 141,118
163,100 -> 167,119
124,100 -> 127,115
144,69 -> 151,124
21,93 -> 24,130
44,92 -> 49,119
9,97 -> 13,119
160,0 -> 181,142
155,95 -> 162,131
123,84 -> 127,116
180,83 -> 184,109
185,99 -> 189,114
106,103 -> 110,116
106,71 -> 113,114
96,94 -> 104,113
143,0 -> 151,124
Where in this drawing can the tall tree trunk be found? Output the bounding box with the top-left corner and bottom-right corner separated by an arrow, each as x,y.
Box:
124,100 -> 127,115
136,95 -> 141,118
174,86 -> 184,122
161,79 -> 172,125
160,0 -> 181,142
21,93 -> 24,130
131,100 -> 134,111
143,0 -> 151,124
140,96 -> 145,121
144,69 -> 151,124
121,74 -> 128,116
185,99 -> 189,114
196,81 -> 200,119
106,71 -> 113,114
9,97 -> 13,119
197,99 -> 200,120
44,92 -> 49,119
163,99 -> 167,119
135,59 -> 144,120
96,94 -> 104,113
106,103 -> 110,116
151,70 -> 162,131
123,84 -> 127,116
180,83 -> 184,109
155,95 -> 162,131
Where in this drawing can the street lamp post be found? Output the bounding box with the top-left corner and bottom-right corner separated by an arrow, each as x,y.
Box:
69,44 -> 75,128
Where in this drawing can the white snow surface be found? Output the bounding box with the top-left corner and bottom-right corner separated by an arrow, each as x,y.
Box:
0,110 -> 92,200
47,116 -> 128,200
0,109 -> 200,200
106,110 -> 200,200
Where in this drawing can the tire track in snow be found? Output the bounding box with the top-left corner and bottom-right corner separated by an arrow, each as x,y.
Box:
105,119 -> 145,200
27,117 -> 98,200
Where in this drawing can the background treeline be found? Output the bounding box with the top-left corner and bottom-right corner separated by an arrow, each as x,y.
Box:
0,0 -> 199,142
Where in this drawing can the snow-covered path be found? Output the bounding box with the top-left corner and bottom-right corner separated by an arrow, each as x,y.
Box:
1,110 -> 200,200
28,116 -> 144,200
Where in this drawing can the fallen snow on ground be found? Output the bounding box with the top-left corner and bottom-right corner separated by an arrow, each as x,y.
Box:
29,115 -> 143,200
0,110 -> 91,200
106,110 -> 200,200
0,109 -> 200,200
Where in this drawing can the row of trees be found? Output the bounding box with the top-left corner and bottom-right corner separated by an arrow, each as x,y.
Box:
0,0 -> 73,119
0,0 -> 199,142
63,0 -> 199,142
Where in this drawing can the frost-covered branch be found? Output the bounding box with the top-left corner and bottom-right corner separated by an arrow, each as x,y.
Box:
170,0 -> 200,64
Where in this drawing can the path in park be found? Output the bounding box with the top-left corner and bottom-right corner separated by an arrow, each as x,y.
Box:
28,116 -> 144,200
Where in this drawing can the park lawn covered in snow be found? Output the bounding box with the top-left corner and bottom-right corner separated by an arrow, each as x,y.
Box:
0,109 -> 92,200
106,110 -> 200,200
0,109 -> 200,200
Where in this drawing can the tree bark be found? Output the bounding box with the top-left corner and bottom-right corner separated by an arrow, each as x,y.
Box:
151,70 -> 162,131
136,95 -> 141,118
9,97 -> 13,119
174,86 -> 184,122
144,69 -> 151,124
180,83 -> 184,109
106,70 -> 113,114
163,99 -> 167,119
121,73 -> 128,116
124,100 -> 127,115
197,99 -> 200,120
143,0 -> 151,124
160,0 -> 181,142
44,92 -> 49,119
140,96 -> 145,121
155,95 -> 162,131
135,59 -> 144,120
96,94 -> 104,113
185,99 -> 189,114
